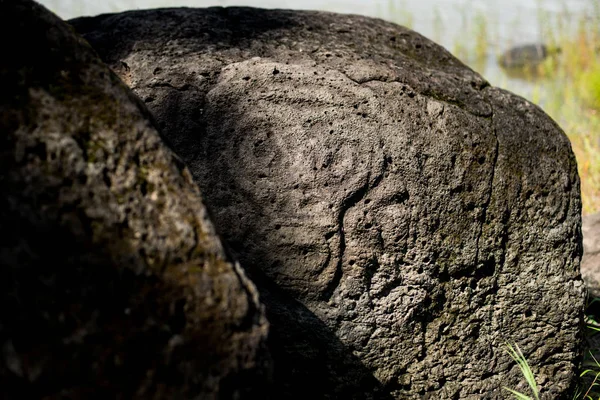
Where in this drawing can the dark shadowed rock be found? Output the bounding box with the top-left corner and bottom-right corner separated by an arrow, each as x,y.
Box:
0,1 -> 270,399
582,213 -> 600,298
498,43 -> 550,69
71,7 -> 585,399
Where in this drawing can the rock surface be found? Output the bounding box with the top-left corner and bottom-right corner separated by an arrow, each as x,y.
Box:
582,212 -> 600,298
0,1 -> 270,399
71,7 -> 585,399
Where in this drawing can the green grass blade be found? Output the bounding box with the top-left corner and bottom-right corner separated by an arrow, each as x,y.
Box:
505,342 -> 540,400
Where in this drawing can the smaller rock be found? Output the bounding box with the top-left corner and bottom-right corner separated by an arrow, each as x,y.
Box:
498,43 -> 550,69
582,212 -> 600,298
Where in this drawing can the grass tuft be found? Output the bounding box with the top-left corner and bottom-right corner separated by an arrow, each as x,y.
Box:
505,297 -> 600,399
504,342 -> 540,400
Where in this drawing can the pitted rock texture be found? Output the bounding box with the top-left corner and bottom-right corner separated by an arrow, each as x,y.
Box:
72,7 -> 585,399
0,1 -> 270,399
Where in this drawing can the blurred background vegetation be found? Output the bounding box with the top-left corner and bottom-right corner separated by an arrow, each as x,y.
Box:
42,0 -> 600,215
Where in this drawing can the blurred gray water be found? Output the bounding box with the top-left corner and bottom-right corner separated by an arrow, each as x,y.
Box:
40,0 -> 597,101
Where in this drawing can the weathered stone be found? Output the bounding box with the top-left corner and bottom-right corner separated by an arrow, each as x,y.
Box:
582,212 -> 600,298
71,7 -> 585,399
0,1 -> 270,399
498,43 -> 549,69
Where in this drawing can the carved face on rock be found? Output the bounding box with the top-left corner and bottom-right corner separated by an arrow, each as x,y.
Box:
71,8 -> 584,398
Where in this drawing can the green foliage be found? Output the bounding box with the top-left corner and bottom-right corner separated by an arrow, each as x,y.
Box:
578,351 -> 600,399
505,297 -> 600,399
577,298 -> 600,399
504,342 -> 540,400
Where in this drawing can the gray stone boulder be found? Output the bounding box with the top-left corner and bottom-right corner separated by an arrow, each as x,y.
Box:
498,43 -> 550,69
582,212 -> 600,298
0,1 -> 270,399
71,7 -> 585,399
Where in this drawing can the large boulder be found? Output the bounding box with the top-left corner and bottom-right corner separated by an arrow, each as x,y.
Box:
71,7 -> 585,399
0,1 -> 270,399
